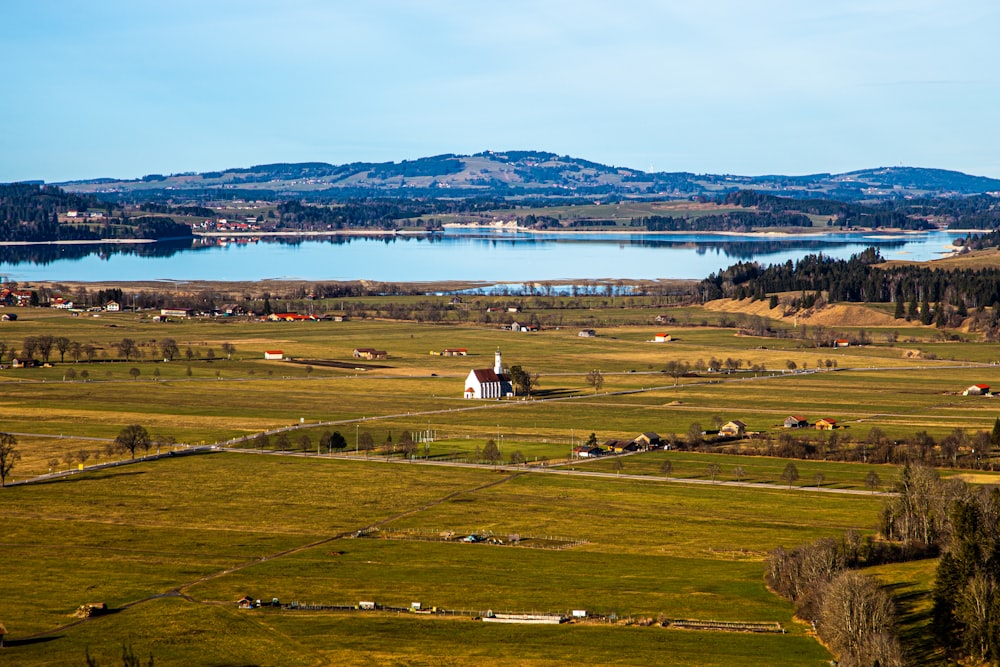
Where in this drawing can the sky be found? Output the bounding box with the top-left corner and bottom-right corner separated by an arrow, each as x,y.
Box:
2,0 -> 999,183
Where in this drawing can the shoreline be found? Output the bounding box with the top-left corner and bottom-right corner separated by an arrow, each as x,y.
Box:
0,225 -> 964,247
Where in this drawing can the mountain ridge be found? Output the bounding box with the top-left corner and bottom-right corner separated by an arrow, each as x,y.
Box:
50,151 -> 1000,202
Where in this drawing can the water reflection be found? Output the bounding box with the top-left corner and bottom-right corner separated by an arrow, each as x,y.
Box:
0,230 -> 961,282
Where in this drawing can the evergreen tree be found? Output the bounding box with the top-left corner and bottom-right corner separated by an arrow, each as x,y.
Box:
920,298 -> 933,325
934,301 -> 947,327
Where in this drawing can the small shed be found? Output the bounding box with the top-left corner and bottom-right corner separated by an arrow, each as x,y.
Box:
264,350 -> 283,360
578,329 -> 596,338
353,348 -> 388,360
963,384 -> 991,396
573,445 -> 603,458
654,333 -> 673,343
815,418 -> 838,430
784,416 -> 809,429
834,339 -> 850,348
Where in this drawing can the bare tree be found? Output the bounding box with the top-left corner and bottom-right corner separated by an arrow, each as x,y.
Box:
660,458 -> 673,477
733,465 -> 746,482
359,432 -> 375,457
275,432 -> 291,451
818,571 -> 904,667
782,461 -> 800,488
686,422 -> 703,449
116,338 -> 139,362
115,424 -> 150,459
55,336 -> 71,362
706,462 -> 721,482
221,342 -> 236,360
36,335 -> 55,362
584,369 -> 604,393
160,338 -> 179,362
0,432 -> 20,486
664,360 -> 690,386
21,336 -> 39,359
865,470 -> 881,493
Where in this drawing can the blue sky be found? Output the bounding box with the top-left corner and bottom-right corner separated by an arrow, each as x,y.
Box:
2,1 -> 998,182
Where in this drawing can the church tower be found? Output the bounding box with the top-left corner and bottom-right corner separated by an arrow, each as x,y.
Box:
494,348 -> 503,375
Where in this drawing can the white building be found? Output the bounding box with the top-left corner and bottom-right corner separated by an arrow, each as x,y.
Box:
464,348 -> 513,399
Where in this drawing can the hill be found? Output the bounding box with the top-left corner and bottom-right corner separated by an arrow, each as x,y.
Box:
50,152 -> 1000,202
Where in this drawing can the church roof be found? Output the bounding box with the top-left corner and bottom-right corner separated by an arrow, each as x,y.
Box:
472,368 -> 501,383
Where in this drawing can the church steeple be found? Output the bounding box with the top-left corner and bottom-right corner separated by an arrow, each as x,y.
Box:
494,348 -> 503,374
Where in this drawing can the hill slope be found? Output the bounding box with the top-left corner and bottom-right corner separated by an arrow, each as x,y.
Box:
52,151 -> 1000,202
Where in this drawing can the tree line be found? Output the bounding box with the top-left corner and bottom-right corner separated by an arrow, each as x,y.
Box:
0,184 -> 191,241
768,462 -> 1000,665
701,248 -> 1000,312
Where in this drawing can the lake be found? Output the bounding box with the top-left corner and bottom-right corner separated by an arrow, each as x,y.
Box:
0,229 -> 966,283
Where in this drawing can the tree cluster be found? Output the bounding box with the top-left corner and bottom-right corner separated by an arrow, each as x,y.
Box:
702,248 -> 1000,312
766,531 -> 905,667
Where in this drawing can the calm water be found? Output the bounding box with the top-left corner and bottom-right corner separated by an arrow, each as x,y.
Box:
0,230 -> 965,283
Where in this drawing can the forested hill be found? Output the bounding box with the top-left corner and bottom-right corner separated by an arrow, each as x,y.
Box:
0,183 -> 192,242
701,249 -> 1000,331
52,151 -> 1000,202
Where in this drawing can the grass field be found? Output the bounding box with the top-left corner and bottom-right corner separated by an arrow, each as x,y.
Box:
1,452 -> 880,665
0,300 -> 994,664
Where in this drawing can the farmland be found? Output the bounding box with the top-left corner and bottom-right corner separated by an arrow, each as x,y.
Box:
1,300 -> 999,664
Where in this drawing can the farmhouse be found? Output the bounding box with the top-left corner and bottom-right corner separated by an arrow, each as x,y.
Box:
719,420 -> 747,437
11,357 -> 38,368
11,290 -> 33,306
268,312 -> 315,322
354,348 -> 388,360
264,350 -> 284,360
634,432 -> 662,449
815,418 -> 838,430
963,384 -> 991,396
464,348 -> 512,399
784,415 -> 809,429
604,439 -> 640,453
441,348 -> 468,356
105,301 -> 121,312
573,445 -> 604,458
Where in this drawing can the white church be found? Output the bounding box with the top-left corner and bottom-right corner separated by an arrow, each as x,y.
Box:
464,348 -> 513,399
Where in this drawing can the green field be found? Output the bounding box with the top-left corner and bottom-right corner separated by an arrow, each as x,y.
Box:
0,302 -> 995,664
2,453 -> 877,665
